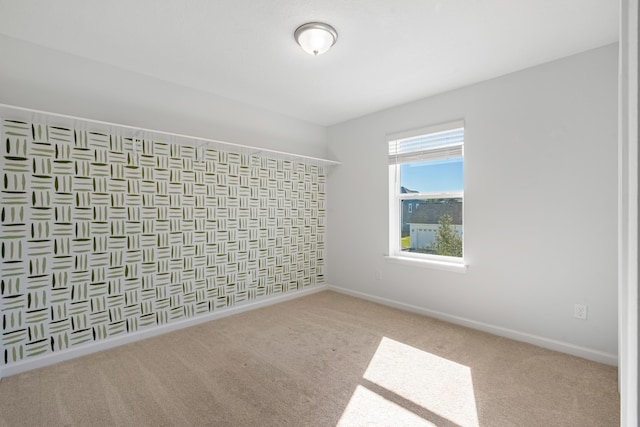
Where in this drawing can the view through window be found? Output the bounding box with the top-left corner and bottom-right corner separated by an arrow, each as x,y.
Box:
388,122 -> 464,261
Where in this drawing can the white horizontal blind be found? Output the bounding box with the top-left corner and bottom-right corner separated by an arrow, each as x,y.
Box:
388,125 -> 464,165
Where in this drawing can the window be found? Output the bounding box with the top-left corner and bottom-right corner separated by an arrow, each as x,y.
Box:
388,121 -> 464,264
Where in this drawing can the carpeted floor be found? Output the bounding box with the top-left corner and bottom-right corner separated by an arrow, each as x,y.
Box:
0,290 -> 619,426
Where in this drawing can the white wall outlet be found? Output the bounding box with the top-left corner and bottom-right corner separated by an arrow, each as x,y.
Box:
375,270 -> 382,280
574,304 -> 588,320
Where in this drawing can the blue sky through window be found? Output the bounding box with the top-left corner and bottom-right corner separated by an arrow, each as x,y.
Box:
400,158 -> 463,193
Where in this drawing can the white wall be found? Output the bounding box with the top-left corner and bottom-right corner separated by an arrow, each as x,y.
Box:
327,44 -> 619,362
0,34 -> 327,158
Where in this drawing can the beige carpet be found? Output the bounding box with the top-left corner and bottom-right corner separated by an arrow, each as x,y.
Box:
0,291 -> 619,426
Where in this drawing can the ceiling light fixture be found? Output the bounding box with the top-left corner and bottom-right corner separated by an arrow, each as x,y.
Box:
294,22 -> 338,56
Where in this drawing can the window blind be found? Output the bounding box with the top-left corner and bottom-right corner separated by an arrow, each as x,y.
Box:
388,126 -> 464,164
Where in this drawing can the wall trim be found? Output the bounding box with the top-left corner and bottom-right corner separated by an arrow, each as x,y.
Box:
327,284 -> 617,366
0,284 -> 328,379
0,103 -> 340,167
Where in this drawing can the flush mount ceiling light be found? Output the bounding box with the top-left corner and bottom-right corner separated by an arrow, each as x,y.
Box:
294,22 -> 338,56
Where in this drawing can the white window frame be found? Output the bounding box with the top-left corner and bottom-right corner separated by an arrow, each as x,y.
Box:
387,120 -> 467,272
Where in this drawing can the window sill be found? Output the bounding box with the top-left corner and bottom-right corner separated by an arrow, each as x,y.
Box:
385,255 -> 468,273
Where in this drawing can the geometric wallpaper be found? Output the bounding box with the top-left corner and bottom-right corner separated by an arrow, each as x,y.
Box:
1,119 -> 325,366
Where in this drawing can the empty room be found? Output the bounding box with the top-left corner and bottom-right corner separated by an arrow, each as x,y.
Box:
0,1 -> 638,426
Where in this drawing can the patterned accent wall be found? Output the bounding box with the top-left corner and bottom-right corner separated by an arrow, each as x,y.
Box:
0,119 -> 325,366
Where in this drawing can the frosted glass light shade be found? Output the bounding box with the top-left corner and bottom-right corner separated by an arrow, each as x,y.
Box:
294,22 -> 338,56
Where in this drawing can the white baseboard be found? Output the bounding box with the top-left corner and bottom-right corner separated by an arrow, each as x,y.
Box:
327,284 -> 618,366
0,284 -> 328,379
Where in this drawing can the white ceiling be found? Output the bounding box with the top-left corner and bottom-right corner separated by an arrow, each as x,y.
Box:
0,0 -> 619,127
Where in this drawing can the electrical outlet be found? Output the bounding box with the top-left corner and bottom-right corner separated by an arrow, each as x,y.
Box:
375,270 -> 382,280
574,304 -> 588,320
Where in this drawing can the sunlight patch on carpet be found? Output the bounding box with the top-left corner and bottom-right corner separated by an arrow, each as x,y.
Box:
337,385 -> 437,427
339,336 -> 479,427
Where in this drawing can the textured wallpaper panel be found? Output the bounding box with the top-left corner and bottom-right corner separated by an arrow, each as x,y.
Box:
1,120 -> 325,365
